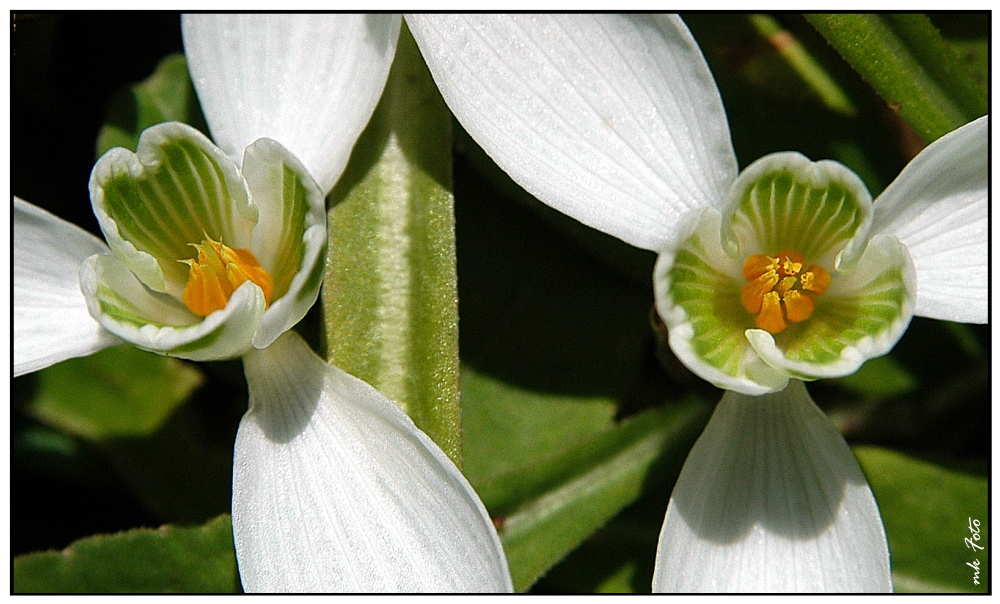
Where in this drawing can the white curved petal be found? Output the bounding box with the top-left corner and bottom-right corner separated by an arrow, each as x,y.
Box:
653,381 -> 891,593
182,14 -> 401,194
239,138 -> 328,350
81,255 -> 266,362
872,115 -> 988,323
407,14 -> 737,252
653,208 -> 791,396
14,198 -> 121,376
235,332 -> 512,593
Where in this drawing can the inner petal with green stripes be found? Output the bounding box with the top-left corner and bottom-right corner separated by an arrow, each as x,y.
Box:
81,122 -> 327,361
654,152 -> 915,396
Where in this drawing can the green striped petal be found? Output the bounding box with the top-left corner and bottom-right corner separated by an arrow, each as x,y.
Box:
655,152 -> 915,394
721,152 -> 872,272
655,208 -> 790,395
240,139 -> 327,350
90,122 -> 257,297
81,254 -> 266,361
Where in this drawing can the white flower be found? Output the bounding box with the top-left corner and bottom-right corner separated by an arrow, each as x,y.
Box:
14,14 -> 511,593
407,13 -> 986,592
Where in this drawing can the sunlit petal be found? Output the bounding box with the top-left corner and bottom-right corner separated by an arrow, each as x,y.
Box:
871,115 -> 987,323
182,14 -> 401,194
653,381 -> 891,592
14,198 -> 121,376
408,13 -> 737,252
235,332 -> 512,593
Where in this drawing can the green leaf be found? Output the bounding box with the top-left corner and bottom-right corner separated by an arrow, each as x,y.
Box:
805,14 -> 987,142
833,355 -> 916,398
539,518 -> 658,593
13,514 -> 239,593
747,14 -> 856,116
322,25 -> 461,462
856,446 -> 988,592
494,401 -> 710,592
28,345 -> 202,440
24,347 -> 231,522
96,53 -> 206,156
460,366 -> 619,507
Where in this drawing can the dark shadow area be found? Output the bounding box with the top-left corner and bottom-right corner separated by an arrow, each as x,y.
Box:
453,152 -> 655,400
531,397 -> 714,593
12,363 -> 237,555
13,13 -> 184,234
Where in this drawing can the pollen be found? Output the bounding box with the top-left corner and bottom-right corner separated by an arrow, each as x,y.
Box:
181,235 -> 274,317
740,249 -> 830,334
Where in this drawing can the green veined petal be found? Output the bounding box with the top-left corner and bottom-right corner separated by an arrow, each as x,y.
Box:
654,208 -> 789,395
81,253 -> 266,361
240,138 -> 327,350
721,151 -> 873,271
90,122 -> 256,296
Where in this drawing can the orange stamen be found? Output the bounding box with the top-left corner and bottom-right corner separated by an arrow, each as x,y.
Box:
800,264 -> 831,295
741,249 -> 830,334
181,236 -> 273,317
783,290 -> 815,323
756,291 -> 787,333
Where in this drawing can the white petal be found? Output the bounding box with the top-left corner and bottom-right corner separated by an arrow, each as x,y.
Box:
407,14 -> 737,252
14,198 -> 121,376
653,381 -> 891,593
239,138 -> 328,350
235,332 -> 512,593
182,14 -> 401,194
81,254 -> 267,362
872,115 -> 988,323
653,207 -> 791,396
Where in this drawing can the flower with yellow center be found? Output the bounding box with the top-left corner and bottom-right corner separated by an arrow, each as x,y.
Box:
14,15 -> 512,593
408,13 -> 986,592
81,122 -> 327,361
655,152 -> 917,396
181,235 -> 274,317
741,249 -> 831,333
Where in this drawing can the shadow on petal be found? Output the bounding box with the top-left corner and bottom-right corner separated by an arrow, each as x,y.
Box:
243,333 -> 323,443
236,331 -> 512,592
668,380 -> 862,543
654,380 -> 891,592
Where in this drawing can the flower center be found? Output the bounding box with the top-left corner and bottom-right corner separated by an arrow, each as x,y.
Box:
740,249 -> 831,334
181,236 -> 274,317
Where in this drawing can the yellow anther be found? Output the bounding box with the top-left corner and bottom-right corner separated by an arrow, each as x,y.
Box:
781,258 -> 802,275
800,265 -> 831,295
181,236 -> 273,317
743,254 -> 779,281
741,248 -> 830,334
